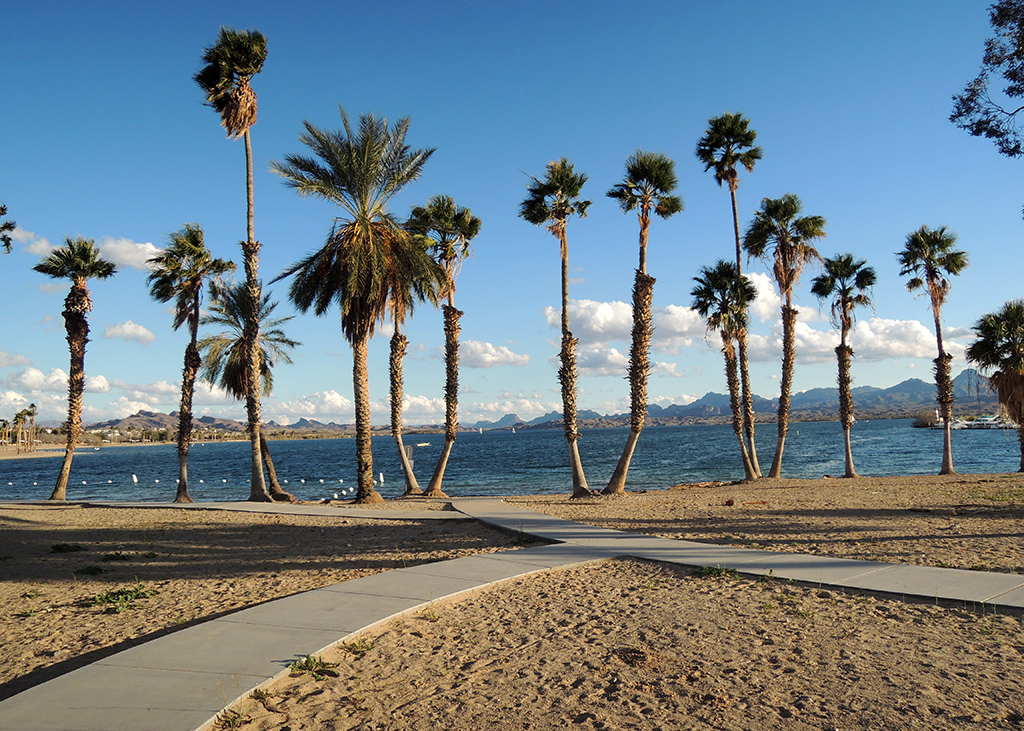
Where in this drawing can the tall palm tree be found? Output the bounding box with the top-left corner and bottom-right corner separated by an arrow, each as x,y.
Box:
691,260 -> 758,480
12,409 -> 27,455
696,113 -> 764,476
33,237 -> 116,500
0,203 -> 15,254
811,254 -> 876,478
382,234 -> 445,496
519,158 -> 592,498
898,225 -> 969,475
406,195 -> 482,498
25,403 -> 36,453
147,224 -> 235,502
743,194 -> 826,478
272,108 -> 434,504
195,26 -> 270,502
605,151 -> 683,495
198,281 -> 299,500
966,299 -> 1024,471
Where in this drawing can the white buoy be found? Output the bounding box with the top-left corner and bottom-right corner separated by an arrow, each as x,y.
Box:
319,479 -> 324,484
199,479 -> 204,483
82,481 -> 87,485
155,479 -> 159,484
7,482 -> 12,486
222,479 -> 227,483
33,482 -> 37,486
333,493 -> 339,499
379,472 -> 384,485
301,479 -> 305,484
132,474 -> 138,484
283,480 -> 288,484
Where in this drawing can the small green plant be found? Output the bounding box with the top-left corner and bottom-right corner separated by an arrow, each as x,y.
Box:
15,609 -> 36,618
695,565 -> 738,579
90,583 -> 158,613
420,608 -> 440,623
343,638 -> 375,658
51,543 -> 85,553
792,607 -> 816,619
75,565 -> 106,576
214,708 -> 252,730
20,590 -> 45,599
289,654 -> 340,680
250,688 -> 271,701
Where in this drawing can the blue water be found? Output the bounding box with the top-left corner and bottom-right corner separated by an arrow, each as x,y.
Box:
0,419 -> 1020,503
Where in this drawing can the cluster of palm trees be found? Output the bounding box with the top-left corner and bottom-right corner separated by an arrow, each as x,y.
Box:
0,404 -> 38,453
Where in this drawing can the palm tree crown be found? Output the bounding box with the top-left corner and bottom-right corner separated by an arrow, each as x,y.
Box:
607,151 -> 683,273
0,203 -> 15,254
199,283 -> 299,399
272,108 -> 435,343
811,254 -> 876,335
897,225 -> 969,341
194,27 -> 268,138
691,260 -> 756,337
407,195 -> 481,303
147,224 -> 235,331
34,237 -> 117,290
743,194 -> 826,293
695,113 -> 762,192
520,158 -> 591,230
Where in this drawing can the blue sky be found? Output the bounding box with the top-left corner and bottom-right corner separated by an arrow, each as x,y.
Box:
2,1 -> 1020,427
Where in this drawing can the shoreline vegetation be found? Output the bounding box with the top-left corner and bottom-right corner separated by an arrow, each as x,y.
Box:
1,473 -> 1022,727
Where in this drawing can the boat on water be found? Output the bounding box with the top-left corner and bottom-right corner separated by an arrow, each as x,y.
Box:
935,415 -> 1017,430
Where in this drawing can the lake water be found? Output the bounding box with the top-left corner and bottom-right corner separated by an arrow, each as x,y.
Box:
1,419 -> 1020,503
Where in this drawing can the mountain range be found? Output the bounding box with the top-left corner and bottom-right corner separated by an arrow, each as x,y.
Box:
86,370 -> 997,434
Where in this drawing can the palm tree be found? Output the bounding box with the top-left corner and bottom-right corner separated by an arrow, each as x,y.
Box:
691,261 -> 758,480
271,108 -> 434,504
382,233 -> 445,496
811,254 -> 876,478
33,237 -> 116,500
406,195 -> 482,498
898,225 -> 969,475
195,26 -> 270,502
12,409 -> 27,454
743,194 -> 826,478
0,203 -> 15,254
147,224 -> 235,502
966,299 -> 1024,471
25,403 -> 36,453
198,281 -> 300,500
519,158 -> 592,497
604,151 -> 684,495
696,113 -> 764,476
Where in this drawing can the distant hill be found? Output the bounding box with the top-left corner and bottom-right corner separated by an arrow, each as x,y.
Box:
86,370 -> 1000,434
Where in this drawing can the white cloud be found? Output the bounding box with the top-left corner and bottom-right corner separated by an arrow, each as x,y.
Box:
110,379 -> 180,399
546,299 -> 632,345
399,394 -> 446,423
0,390 -> 29,412
747,272 -> 782,323
461,340 -> 530,368
3,367 -> 68,392
465,397 -> 560,420
652,305 -> 703,354
276,390 -> 354,417
39,283 -> 65,294
649,393 -> 698,407
0,351 -> 30,368
12,227 -> 54,256
85,375 -> 110,393
576,346 -> 629,377
103,320 -> 155,344
96,237 -> 161,271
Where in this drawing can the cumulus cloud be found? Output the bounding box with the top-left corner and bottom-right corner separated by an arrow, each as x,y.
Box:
0,351 -> 31,368
399,394 -> 446,423
465,397 -> 560,421
103,320 -> 155,344
276,390 -> 354,417
649,393 -> 699,407
12,227 -> 54,256
576,346 -> 629,377
96,237 -> 162,271
110,379 -> 180,399
85,375 -> 110,393
547,300 -> 704,354
461,340 -> 530,368
3,367 -> 68,392
0,390 -> 29,412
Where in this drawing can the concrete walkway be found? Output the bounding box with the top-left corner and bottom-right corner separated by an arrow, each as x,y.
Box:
1,498 -> 1022,731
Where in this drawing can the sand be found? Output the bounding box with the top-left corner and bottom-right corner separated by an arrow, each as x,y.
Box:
2,474 -> 1023,730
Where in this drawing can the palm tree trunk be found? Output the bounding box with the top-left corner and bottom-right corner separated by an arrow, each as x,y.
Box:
174,338 -> 202,503
558,231 -> 589,498
723,333 -> 755,480
353,334 -> 382,504
605,271 -> 655,495
260,433 -> 295,502
390,330 -> 421,495
241,128 -> 269,502
736,328 -> 761,478
1017,424 -> 1024,473
427,304 -> 462,498
770,304 -> 798,478
561,332 -> 590,496
51,294 -> 89,501
837,343 -> 857,478
935,353 -> 956,475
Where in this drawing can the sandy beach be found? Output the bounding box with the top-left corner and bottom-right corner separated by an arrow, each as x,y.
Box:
2,474 -> 1023,729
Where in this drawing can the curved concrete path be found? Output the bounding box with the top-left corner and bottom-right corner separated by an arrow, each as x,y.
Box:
1,498 -> 1022,731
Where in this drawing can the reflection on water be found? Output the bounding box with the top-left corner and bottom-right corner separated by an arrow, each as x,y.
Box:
0,419 -> 1020,502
